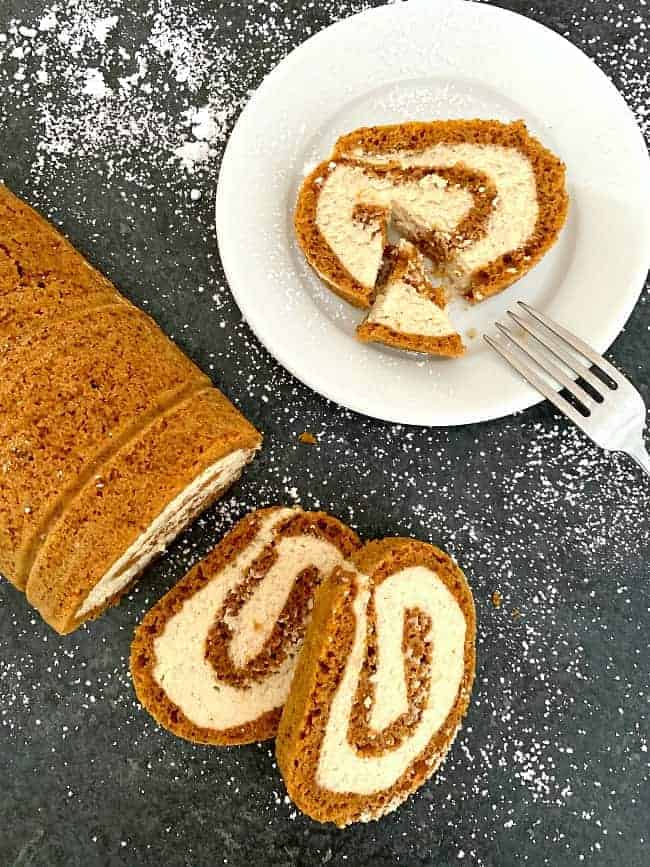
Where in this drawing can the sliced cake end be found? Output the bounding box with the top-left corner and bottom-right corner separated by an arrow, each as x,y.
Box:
276,537 -> 476,827
25,388 -> 261,634
130,507 -> 361,745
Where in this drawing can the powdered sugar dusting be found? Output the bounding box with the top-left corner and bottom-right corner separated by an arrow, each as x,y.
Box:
0,0 -> 243,179
0,1 -> 648,864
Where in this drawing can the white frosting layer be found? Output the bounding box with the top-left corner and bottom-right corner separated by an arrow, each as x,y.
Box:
353,144 -> 538,286
365,277 -> 453,338
152,509 -> 350,731
316,565 -> 466,795
227,532 -> 344,668
76,448 -> 254,618
315,163 -> 473,288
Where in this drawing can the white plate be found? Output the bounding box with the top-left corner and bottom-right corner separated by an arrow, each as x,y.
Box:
216,0 -> 650,426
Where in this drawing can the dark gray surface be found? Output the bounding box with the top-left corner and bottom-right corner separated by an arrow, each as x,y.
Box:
0,1 -> 648,865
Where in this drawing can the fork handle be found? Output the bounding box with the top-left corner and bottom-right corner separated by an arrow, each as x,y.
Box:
624,437 -> 650,478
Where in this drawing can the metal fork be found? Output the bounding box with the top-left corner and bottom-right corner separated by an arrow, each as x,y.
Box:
484,301 -> 650,478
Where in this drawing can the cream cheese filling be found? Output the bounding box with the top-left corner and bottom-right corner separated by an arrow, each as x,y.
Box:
227,533 -> 348,669
316,565 -> 466,795
351,144 -> 538,286
315,163 -> 473,288
152,510 -> 351,731
365,277 -> 454,338
76,448 -> 254,618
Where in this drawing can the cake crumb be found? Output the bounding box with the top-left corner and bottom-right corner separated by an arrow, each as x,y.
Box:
298,431 -> 317,445
466,328 -> 478,340
491,590 -> 503,608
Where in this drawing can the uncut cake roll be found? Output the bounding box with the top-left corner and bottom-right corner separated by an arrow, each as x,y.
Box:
0,184 -> 261,633
130,507 -> 361,745
276,538 -> 476,827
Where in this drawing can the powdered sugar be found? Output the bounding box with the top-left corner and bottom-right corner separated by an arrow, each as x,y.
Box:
0,0 -> 242,179
91,14 -> 119,45
0,0 -> 648,864
82,67 -> 111,99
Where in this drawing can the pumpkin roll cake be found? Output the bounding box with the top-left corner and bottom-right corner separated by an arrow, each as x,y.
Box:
295,120 -> 568,353
0,184 -> 261,632
276,537 -> 476,826
130,507 -> 361,745
295,155 -> 496,309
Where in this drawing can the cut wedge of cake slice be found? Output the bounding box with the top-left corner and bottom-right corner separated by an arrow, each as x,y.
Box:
276,537 -> 476,827
334,119 -> 568,302
357,240 -> 464,357
130,507 -> 361,745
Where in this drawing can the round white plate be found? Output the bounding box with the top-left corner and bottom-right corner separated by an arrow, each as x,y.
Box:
216,0 -> 650,426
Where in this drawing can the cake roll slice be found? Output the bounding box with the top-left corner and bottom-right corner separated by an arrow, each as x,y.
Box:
130,507 -> 361,745
357,241 -> 464,357
335,119 -> 568,302
25,388 -> 260,634
295,159 -> 494,308
276,538 -> 476,827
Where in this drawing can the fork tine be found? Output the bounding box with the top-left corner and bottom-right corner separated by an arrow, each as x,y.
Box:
518,302 -> 622,386
495,321 -> 596,412
507,310 -> 605,398
484,334 -> 592,429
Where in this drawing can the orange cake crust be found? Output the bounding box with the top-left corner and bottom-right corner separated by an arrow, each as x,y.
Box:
0,183 -> 120,339
276,537 -> 476,827
356,322 -> 464,356
130,507 -> 361,745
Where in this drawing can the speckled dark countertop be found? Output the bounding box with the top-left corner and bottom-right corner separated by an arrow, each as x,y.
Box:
0,1 -> 648,865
